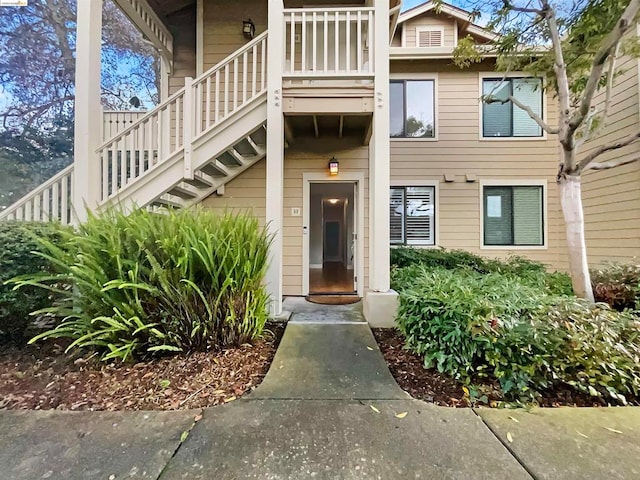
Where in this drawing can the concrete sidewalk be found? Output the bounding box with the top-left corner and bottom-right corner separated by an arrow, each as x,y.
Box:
2,300 -> 640,479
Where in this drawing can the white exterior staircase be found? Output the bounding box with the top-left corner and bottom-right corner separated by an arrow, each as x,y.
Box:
0,32 -> 268,224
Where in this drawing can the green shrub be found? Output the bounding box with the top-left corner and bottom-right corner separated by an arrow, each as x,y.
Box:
13,208 -> 272,361
394,266 -> 640,404
0,222 -> 67,344
394,266 -> 550,379
390,247 -> 573,296
591,262 -> 640,311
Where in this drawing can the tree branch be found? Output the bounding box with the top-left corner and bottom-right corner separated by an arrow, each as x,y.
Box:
584,155 -> 640,171
503,0 -> 544,15
568,0 -> 640,136
578,130 -> 640,171
485,94 -> 558,134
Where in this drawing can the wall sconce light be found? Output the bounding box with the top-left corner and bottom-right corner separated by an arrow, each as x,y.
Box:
242,19 -> 255,39
328,157 -> 339,176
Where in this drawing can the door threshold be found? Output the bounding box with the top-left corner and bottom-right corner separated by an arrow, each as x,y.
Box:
308,292 -> 358,296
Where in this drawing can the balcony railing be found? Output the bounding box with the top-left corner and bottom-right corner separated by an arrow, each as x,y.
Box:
283,7 -> 374,79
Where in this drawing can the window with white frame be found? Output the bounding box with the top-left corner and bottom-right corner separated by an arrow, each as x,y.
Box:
482,77 -> 543,137
483,185 -> 544,246
390,80 -> 435,138
415,27 -> 444,47
390,186 -> 435,245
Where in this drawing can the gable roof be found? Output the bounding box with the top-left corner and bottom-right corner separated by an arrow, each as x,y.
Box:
398,0 -> 498,41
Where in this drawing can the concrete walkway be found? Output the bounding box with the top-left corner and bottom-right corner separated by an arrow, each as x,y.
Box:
2,298 -> 640,479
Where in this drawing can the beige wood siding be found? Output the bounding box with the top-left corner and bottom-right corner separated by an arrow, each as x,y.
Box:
201,159 -> 266,222
199,138 -> 370,296
202,0 -> 267,70
390,60 -> 568,270
580,56 -> 640,265
403,13 -> 456,47
167,7 -> 196,95
283,138 -> 370,295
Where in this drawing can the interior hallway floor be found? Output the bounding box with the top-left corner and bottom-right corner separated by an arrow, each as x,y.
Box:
309,262 -> 354,294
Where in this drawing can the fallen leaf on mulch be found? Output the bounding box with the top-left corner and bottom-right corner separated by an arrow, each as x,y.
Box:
395,411 -> 408,419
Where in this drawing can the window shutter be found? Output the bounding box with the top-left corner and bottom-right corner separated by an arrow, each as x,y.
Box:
513,186 -> 543,245
512,78 -> 542,137
405,186 -> 435,245
483,187 -> 513,245
390,188 -> 404,244
483,80 -> 512,137
417,29 -> 443,47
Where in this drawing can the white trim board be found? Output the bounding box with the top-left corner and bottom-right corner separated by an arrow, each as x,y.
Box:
302,172 -> 365,297
397,1 -> 498,41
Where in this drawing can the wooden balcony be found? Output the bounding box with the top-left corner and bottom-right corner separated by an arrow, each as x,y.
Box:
283,7 -> 375,81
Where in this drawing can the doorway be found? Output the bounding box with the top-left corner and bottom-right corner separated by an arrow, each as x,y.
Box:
308,182 -> 356,295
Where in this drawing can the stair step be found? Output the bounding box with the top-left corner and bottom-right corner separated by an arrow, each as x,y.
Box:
218,151 -> 243,167
199,161 -> 230,177
168,184 -> 199,199
151,195 -> 184,209
183,172 -> 216,189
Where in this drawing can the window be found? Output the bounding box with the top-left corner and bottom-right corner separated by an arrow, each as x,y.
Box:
390,186 -> 435,245
483,185 -> 544,246
415,27 -> 443,47
390,80 -> 435,138
482,77 -> 543,137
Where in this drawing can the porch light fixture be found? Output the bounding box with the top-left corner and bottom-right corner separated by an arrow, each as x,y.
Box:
328,157 -> 339,176
242,19 -> 255,39
328,198 -> 340,204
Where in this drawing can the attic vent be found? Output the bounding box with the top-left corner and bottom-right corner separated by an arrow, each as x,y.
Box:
416,27 -> 443,48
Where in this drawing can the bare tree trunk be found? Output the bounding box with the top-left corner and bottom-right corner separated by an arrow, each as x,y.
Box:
559,174 -> 594,301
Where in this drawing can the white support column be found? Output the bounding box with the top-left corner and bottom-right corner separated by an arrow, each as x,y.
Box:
73,0 -> 103,222
265,0 -> 285,316
364,0 -> 398,327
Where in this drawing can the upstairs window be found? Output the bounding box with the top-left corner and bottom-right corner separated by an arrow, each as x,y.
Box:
390,186 -> 436,245
483,185 -> 544,246
482,78 -> 543,138
416,27 -> 444,47
390,80 -> 435,138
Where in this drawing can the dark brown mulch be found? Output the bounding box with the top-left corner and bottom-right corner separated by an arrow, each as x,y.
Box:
372,328 -> 468,407
0,323 -> 284,411
373,328 -> 637,408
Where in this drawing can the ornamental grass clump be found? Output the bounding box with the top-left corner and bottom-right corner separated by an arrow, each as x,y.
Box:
13,208 -> 271,361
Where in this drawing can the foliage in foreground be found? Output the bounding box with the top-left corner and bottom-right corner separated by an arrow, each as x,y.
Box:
591,262 -> 640,311
13,208 -> 271,361
392,251 -> 640,405
391,246 -> 573,296
0,222 -> 68,343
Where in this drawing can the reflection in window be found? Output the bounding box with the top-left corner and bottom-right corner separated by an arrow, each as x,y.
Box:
390,80 -> 435,138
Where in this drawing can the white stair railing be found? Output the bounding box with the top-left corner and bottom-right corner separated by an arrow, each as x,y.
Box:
96,88 -> 187,202
1,31 -> 270,223
103,110 -> 147,140
284,7 -> 374,79
192,31 -> 268,140
0,165 -> 74,224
